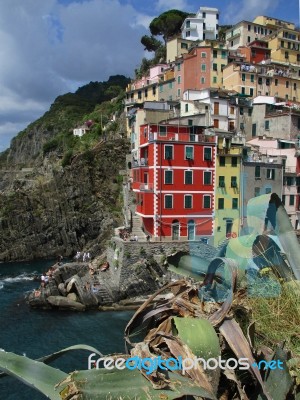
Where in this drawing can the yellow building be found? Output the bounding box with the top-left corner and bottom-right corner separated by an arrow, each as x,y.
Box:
214,134 -> 244,246
266,28 -> 300,64
253,16 -> 295,31
223,62 -> 300,101
166,37 -> 194,63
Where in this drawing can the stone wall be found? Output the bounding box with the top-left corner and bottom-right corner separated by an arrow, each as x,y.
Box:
107,237 -> 217,284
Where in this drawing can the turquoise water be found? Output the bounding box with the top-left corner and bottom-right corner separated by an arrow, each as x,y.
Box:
0,260 -> 133,399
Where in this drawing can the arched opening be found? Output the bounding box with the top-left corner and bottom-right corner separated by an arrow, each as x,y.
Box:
172,219 -> 180,240
187,220 -> 195,241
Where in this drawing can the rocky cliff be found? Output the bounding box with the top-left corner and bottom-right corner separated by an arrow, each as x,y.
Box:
0,139 -> 129,261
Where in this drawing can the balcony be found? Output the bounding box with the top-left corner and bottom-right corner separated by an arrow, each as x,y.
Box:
139,183 -> 154,191
148,131 -> 216,143
203,27 -> 215,32
133,158 -> 148,167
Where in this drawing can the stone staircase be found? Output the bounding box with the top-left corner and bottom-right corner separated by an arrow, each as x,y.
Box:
131,214 -> 147,241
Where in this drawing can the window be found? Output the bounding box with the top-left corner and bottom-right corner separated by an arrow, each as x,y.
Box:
286,81 -> 289,88
252,123 -> 257,137
201,77 -> 205,84
242,73 -> 246,81
186,20 -> 190,28
290,195 -> 295,206
250,88 -> 254,96
201,64 -> 206,71
275,78 -> 278,86
213,63 -> 218,71
232,198 -> 238,209
230,106 -> 234,114
250,74 -> 254,82
255,187 -> 260,197
164,195 -> 173,209
186,31 -> 190,37
285,51 -> 289,59
203,195 -> 211,209
267,168 -> 275,180
202,12 -> 206,17
231,157 -> 238,167
177,88 -> 181,97
185,170 -> 193,184
219,176 -> 225,187
294,83 -> 297,90
168,82 -> 173,89
213,119 -> 219,128
201,52 -> 207,58
177,76 -> 181,84
159,125 -> 167,136
241,87 -> 245,95
177,63 -> 181,71
231,176 -> 237,188
213,50 -> 218,58
138,91 -> 142,99
282,195 -> 286,205
184,195 -> 192,209
220,156 -> 225,166
255,165 -> 261,178
221,50 -> 227,59
145,88 -> 148,98
204,171 -> 212,185
185,103 -> 188,112
213,76 -> 217,84
185,146 -> 194,160
254,26 -> 257,33
214,102 -> 219,114
248,108 -> 253,116
164,170 -> 173,184
247,36 -> 251,43
218,198 -> 224,209
265,188 -> 272,194
159,84 -> 163,93
164,145 -> 173,160
258,77 -> 263,85
248,24 -> 251,31
240,107 -> 244,115
204,147 -> 212,161
265,120 -> 270,130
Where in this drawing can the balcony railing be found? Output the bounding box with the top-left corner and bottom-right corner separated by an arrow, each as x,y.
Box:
148,132 -> 216,143
133,159 -> 148,167
139,183 -> 154,191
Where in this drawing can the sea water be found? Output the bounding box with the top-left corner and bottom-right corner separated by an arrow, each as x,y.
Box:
0,260 -> 133,399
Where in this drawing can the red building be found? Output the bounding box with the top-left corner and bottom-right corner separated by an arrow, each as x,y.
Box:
131,123 -> 217,242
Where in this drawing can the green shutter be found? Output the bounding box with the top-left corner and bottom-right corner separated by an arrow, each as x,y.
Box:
185,170 -> 193,184
165,170 -> 173,184
203,196 -> 211,208
218,198 -> 224,209
165,145 -> 173,159
165,195 -> 173,208
185,195 -> 192,208
204,172 -> 211,185
185,146 -> 193,159
204,148 -> 212,161
232,198 -> 238,209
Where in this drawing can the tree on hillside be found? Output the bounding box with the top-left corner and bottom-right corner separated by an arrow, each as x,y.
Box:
149,9 -> 191,44
141,35 -> 163,52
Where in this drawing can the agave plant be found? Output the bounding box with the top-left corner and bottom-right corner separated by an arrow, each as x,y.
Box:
1,255 -> 298,399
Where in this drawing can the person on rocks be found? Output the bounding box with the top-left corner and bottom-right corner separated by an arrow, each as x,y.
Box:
41,273 -> 45,288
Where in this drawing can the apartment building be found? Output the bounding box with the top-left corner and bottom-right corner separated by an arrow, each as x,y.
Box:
181,7 -> 219,42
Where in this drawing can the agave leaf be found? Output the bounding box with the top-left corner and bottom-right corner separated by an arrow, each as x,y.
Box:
0,350 -> 68,400
0,344 -> 103,379
219,318 -> 272,400
257,347 -> 294,400
57,367 -> 217,399
172,316 -> 220,360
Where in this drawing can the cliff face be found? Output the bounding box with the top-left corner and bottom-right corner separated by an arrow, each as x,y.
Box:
0,139 -> 129,261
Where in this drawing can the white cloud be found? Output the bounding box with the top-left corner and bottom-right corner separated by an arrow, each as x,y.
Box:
155,0 -> 190,12
223,0 -> 280,24
0,0 -> 149,151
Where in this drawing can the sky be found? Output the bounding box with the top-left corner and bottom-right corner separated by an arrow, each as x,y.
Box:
0,0 -> 299,152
